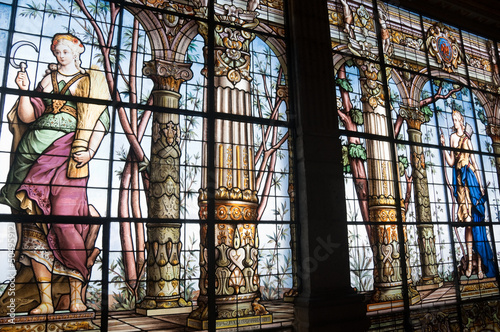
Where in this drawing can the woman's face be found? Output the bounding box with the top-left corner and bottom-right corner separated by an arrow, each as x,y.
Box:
53,43 -> 75,67
453,114 -> 463,131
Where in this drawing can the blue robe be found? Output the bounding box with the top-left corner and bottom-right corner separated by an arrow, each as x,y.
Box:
453,164 -> 496,278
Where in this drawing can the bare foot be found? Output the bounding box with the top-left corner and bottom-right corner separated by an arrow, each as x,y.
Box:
466,262 -> 473,278
30,302 -> 54,315
478,271 -> 484,279
70,300 -> 87,313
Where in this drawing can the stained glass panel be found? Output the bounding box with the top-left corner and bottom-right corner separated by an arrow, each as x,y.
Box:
331,0 -> 500,330
0,0 -> 294,331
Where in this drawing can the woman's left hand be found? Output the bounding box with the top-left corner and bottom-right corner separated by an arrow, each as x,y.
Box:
73,150 -> 92,168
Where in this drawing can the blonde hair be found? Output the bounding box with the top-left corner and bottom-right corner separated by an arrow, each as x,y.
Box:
49,33 -> 86,74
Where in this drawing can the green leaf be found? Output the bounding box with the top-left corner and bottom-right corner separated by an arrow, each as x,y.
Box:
342,145 -> 351,173
349,108 -> 364,125
138,157 -> 149,173
421,105 -> 433,122
477,109 -> 488,125
336,78 -> 353,92
348,144 -> 367,160
398,155 -> 409,177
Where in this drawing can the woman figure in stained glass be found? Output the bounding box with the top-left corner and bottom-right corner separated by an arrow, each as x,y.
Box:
0,33 -> 109,314
440,110 -> 495,279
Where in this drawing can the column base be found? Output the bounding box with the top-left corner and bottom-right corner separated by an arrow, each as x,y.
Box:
0,310 -> 98,331
460,277 -> 499,299
187,314 -> 273,329
136,306 -> 193,316
136,297 -> 192,316
416,276 -> 444,291
283,288 -> 299,302
367,286 -> 421,312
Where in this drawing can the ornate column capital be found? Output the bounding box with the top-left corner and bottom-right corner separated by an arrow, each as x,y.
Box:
143,59 -> 193,91
195,3 -> 259,86
400,106 -> 426,130
486,124 -> 500,143
357,60 -> 385,110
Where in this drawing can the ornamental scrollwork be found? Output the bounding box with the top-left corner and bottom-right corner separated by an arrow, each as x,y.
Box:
426,22 -> 462,73
143,60 -> 193,91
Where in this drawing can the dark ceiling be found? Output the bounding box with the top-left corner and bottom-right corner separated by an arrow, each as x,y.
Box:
398,0 -> 500,40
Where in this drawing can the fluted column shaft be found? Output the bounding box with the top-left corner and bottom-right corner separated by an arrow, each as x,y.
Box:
358,61 -> 418,308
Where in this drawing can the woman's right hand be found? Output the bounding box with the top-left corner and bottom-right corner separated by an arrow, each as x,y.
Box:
15,71 -> 30,90
440,134 -> 445,146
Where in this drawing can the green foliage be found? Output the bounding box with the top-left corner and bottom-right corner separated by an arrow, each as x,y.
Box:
341,143 -> 366,174
20,2 -> 45,18
336,78 -> 353,92
446,99 -> 464,114
179,152 -> 201,214
186,40 -> 201,63
389,88 -> 401,105
348,229 -> 373,291
114,146 -> 129,178
349,108 -> 364,125
477,108 -> 488,125
342,145 -> 351,173
123,27 -> 145,52
421,90 -> 431,99
109,256 -> 146,310
397,134 -> 406,152
421,105 -> 433,122
259,224 -> 292,300
273,202 -> 289,222
86,256 -> 103,310
348,143 -> 367,160
398,155 -> 409,177
180,233 -> 199,302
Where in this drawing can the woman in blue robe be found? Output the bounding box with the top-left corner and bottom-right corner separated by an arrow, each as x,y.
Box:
441,110 -> 495,279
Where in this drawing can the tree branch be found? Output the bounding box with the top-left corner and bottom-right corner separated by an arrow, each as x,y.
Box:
420,85 -> 461,107
337,64 -> 371,241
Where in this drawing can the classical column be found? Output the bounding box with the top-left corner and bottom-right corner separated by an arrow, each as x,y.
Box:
137,59 -> 194,315
187,5 -> 272,329
400,106 -> 443,290
358,61 -> 420,311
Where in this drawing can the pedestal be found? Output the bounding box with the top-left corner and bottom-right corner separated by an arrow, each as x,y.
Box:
187,313 -> 273,329
0,310 -> 98,332
460,277 -> 499,299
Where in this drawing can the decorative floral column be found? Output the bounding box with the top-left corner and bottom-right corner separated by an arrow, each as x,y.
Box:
400,106 -> 443,290
188,3 -> 272,329
357,60 -> 420,311
137,59 -> 194,315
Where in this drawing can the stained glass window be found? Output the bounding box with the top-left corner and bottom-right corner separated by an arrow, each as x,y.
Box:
331,0 -> 500,329
0,0 -> 294,331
